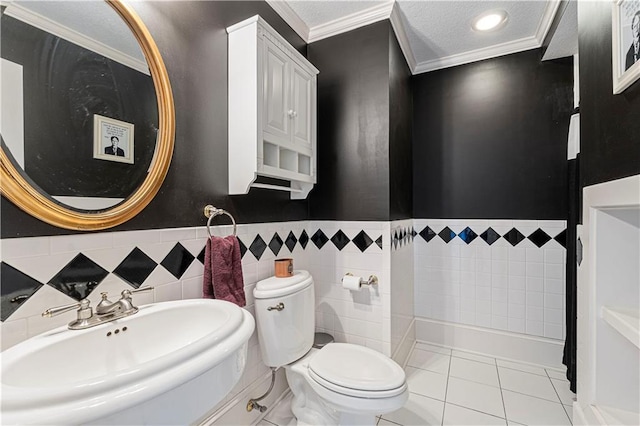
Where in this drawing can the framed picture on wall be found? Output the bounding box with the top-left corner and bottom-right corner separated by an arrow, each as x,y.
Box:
93,114 -> 135,164
612,0 -> 640,94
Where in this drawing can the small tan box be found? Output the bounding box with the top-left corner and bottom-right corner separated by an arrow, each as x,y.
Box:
275,258 -> 293,277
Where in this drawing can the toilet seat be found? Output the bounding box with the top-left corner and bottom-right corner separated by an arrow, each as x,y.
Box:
308,343 -> 407,399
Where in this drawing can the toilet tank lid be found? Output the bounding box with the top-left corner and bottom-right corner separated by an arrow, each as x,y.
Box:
254,270 -> 313,299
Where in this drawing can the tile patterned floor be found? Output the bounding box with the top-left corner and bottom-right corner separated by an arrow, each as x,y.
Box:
258,342 -> 575,426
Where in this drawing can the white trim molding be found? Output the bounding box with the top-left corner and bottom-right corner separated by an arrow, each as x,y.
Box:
389,2 -> 417,72
415,317 -> 565,368
307,1 -> 394,43
265,0 -> 310,41
4,2 -> 149,75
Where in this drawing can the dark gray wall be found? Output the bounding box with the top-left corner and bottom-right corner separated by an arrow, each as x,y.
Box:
389,28 -> 413,220
307,21 -> 391,221
578,1 -> 640,188
2,1 -> 309,238
412,49 -> 574,219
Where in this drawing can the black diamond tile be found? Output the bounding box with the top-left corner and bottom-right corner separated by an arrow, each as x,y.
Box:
438,226 -> 456,243
331,230 -> 351,251
197,246 -> 206,264
49,253 -> 108,299
480,228 -> 501,245
249,235 -> 268,260
285,231 -> 298,252
411,228 -> 417,238
1,262 -> 44,321
554,229 -> 567,248
269,233 -> 284,256
238,237 -> 248,258
375,236 -> 383,249
311,230 -> 329,249
113,248 -> 157,289
528,228 -> 552,248
503,228 -> 526,247
299,230 -> 309,249
161,243 -> 195,279
419,226 -> 437,242
352,230 -> 374,252
458,227 -> 478,244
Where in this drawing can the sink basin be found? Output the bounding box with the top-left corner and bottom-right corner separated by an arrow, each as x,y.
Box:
1,299 -> 255,425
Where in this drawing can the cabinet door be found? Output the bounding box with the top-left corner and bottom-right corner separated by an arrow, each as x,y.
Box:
291,63 -> 313,149
263,40 -> 290,144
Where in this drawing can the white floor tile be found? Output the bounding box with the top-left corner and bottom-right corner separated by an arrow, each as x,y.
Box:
445,377 -> 505,418
502,390 -> 571,426
381,392 -> 444,426
564,405 -> 573,424
449,357 -> 500,388
263,393 -> 295,426
377,418 -> 402,426
255,420 -> 277,426
545,368 -> 567,380
451,349 -> 496,365
498,368 -> 560,402
443,404 -> 507,425
415,342 -> 452,355
496,359 -> 547,376
407,348 -> 451,375
405,366 -> 449,401
551,378 -> 576,406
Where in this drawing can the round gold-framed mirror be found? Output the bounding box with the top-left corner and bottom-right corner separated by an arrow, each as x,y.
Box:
0,0 -> 175,231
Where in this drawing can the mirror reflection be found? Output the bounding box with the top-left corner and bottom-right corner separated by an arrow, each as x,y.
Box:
0,1 -> 158,210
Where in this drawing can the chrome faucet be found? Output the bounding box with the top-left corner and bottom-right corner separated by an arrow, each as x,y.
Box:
42,286 -> 154,330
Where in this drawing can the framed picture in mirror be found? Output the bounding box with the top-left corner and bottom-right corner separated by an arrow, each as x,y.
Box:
93,114 -> 134,164
612,0 -> 640,94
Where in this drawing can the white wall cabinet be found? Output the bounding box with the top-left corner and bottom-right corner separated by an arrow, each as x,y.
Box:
227,16 -> 318,199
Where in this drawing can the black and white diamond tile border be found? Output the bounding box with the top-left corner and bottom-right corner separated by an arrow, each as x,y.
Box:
0,223 -> 385,324
411,221 -> 567,249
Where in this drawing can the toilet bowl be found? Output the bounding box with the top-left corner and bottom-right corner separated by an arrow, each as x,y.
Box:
254,271 -> 408,426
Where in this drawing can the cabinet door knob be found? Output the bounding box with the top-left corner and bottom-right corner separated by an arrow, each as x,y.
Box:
287,110 -> 297,118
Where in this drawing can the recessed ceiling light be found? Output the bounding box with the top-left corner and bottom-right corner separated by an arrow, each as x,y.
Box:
472,10 -> 508,32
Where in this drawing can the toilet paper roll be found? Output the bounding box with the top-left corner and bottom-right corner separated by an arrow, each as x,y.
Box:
342,275 -> 362,291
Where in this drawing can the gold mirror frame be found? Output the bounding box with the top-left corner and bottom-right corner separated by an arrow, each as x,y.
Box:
0,0 -> 175,231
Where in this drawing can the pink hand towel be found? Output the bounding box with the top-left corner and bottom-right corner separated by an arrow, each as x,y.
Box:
203,235 -> 246,307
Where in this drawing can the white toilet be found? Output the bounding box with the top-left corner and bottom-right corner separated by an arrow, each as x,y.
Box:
254,270 -> 408,425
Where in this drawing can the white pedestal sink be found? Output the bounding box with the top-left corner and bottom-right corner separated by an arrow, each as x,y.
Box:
1,299 -> 255,425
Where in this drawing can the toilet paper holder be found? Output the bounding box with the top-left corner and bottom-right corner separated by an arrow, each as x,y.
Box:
343,273 -> 378,286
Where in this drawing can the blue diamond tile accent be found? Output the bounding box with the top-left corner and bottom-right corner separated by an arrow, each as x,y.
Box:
311,230 -> 329,249
1,262 -> 43,321
113,248 -> 157,289
285,231 -> 298,252
458,227 -> 478,244
528,229 -> 552,248
249,235 -> 267,260
50,253 -> 109,299
503,228 -> 526,246
269,233 -> 284,256
419,226 -> 437,242
161,243 -> 195,279
352,231 -> 373,252
480,228 -> 501,245
331,230 -> 350,251
438,227 -> 456,243
299,230 -> 309,249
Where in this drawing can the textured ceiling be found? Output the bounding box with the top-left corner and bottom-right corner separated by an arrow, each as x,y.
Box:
543,0 -> 578,61
282,0 -> 566,73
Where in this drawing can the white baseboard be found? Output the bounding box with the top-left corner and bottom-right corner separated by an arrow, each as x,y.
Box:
199,369 -> 289,425
392,318 -> 416,368
415,317 -> 565,368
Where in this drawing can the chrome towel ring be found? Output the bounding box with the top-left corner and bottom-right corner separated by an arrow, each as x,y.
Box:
204,205 -> 237,237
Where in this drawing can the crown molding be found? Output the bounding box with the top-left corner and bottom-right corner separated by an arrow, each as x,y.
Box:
4,2 -> 149,75
307,1 -> 394,43
265,0 -> 310,41
389,2 -> 417,72
413,35 -> 540,74
535,0 -> 562,44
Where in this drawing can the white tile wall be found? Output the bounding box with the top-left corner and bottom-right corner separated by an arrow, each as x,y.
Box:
391,220 -> 415,358
413,219 -> 567,340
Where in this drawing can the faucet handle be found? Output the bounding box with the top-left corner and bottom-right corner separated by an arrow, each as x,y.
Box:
121,285 -> 154,299
42,299 -> 92,319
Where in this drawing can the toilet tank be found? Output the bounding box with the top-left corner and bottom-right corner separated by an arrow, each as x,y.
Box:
253,270 -> 315,367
